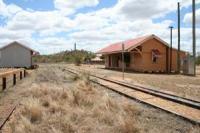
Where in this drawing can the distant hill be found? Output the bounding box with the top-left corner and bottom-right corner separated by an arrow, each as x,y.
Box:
33,50 -> 95,64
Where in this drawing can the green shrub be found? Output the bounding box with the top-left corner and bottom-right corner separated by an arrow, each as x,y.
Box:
74,55 -> 82,66
33,50 -> 95,63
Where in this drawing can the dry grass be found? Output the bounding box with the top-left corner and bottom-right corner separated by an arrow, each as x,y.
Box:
5,78 -> 139,133
2,64 -> 199,133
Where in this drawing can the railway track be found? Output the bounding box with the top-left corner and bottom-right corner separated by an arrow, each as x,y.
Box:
65,67 -> 200,125
0,69 -> 26,131
0,104 -> 17,131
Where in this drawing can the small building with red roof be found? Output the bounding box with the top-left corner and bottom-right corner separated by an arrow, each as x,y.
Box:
97,34 -> 187,73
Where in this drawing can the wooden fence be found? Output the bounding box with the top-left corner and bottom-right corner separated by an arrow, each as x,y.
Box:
0,69 -> 26,91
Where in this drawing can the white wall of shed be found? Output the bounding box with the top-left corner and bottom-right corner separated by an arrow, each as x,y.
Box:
0,43 -> 32,68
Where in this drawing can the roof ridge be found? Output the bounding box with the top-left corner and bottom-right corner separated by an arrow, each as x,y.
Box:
102,34 -> 153,48
0,41 -> 37,53
97,34 -> 160,54
114,34 -> 153,45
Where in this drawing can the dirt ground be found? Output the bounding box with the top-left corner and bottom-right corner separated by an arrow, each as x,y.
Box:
71,64 -> 200,101
0,64 -> 199,133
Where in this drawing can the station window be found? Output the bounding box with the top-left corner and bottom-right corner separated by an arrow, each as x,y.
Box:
152,49 -> 161,63
152,56 -> 158,63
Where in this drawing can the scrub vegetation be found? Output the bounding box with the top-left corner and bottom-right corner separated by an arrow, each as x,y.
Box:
33,50 -> 95,64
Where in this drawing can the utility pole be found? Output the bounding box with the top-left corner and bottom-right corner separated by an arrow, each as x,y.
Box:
169,26 -> 174,73
192,0 -> 196,76
74,43 -> 77,51
122,43 -> 125,80
177,2 -> 181,73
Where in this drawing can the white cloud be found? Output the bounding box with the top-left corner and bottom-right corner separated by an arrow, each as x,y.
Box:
0,27 -> 32,40
0,0 -> 200,54
36,37 -> 76,54
54,0 -> 99,15
114,0 -> 200,20
115,0 -> 174,19
0,0 -> 22,17
181,0 -> 200,7
183,8 -> 200,24
6,10 -> 75,36
73,13 -> 111,31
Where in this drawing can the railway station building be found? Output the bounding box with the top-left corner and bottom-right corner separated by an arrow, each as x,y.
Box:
97,34 -> 187,73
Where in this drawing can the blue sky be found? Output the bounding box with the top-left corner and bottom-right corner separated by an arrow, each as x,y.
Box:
4,0 -> 117,11
4,0 -> 55,11
153,3 -> 200,28
0,0 -> 199,54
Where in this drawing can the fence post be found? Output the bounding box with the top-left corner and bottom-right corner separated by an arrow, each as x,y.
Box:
24,70 -> 26,77
13,74 -> 16,85
20,71 -> 22,80
2,77 -> 6,90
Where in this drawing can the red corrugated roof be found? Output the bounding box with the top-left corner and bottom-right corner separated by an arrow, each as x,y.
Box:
97,35 -> 155,54
97,34 -> 188,55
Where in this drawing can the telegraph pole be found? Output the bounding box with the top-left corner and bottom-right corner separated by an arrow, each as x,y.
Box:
169,26 -> 174,73
192,0 -> 196,76
122,43 -> 125,80
74,43 -> 77,51
177,2 -> 181,73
